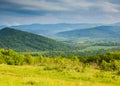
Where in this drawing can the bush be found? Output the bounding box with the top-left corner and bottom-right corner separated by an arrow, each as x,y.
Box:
100,60 -> 120,71
0,49 -> 25,65
100,60 -> 111,71
24,53 -> 34,65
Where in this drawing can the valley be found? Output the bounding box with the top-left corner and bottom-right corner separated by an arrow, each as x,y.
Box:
1,24 -> 120,56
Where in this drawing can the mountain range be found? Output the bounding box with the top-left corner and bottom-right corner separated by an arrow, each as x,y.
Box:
0,22 -> 120,44
0,23 -> 101,38
57,26 -> 120,39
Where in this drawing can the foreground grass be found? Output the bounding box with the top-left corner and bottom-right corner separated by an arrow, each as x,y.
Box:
0,64 -> 120,86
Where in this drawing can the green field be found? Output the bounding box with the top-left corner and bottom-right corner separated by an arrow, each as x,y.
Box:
0,64 -> 120,86
0,49 -> 120,86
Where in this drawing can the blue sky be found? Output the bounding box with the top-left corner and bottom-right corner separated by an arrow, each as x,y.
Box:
0,0 -> 120,26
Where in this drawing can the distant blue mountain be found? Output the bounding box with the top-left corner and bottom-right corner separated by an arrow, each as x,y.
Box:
0,23 -> 101,37
0,25 -> 6,29
111,22 -> 120,26
57,26 -> 120,39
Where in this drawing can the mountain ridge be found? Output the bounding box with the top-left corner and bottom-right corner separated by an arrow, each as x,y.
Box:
57,26 -> 120,39
1,23 -> 101,37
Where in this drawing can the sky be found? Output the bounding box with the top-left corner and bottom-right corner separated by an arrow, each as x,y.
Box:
0,0 -> 120,26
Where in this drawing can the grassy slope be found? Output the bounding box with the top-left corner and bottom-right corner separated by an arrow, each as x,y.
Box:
0,64 -> 120,86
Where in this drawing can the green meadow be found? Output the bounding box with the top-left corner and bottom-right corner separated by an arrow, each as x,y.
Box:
0,49 -> 120,86
0,64 -> 120,86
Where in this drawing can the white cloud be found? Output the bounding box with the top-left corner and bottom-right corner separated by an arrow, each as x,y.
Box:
61,0 -> 93,8
6,22 -> 21,26
98,1 -> 120,13
8,0 -> 70,11
7,0 -> 120,13
7,0 -> 95,11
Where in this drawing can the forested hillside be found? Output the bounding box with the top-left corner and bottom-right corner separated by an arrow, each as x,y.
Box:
0,27 -> 71,51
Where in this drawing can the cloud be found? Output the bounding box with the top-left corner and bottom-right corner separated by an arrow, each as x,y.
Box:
98,1 -> 120,13
0,0 -> 120,25
5,0 -> 70,11
1,0 -> 120,13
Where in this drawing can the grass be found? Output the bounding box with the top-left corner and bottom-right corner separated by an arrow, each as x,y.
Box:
0,64 -> 120,86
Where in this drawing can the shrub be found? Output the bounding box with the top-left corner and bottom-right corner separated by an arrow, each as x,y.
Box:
100,60 -> 111,71
24,53 -> 34,65
0,49 -> 25,65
